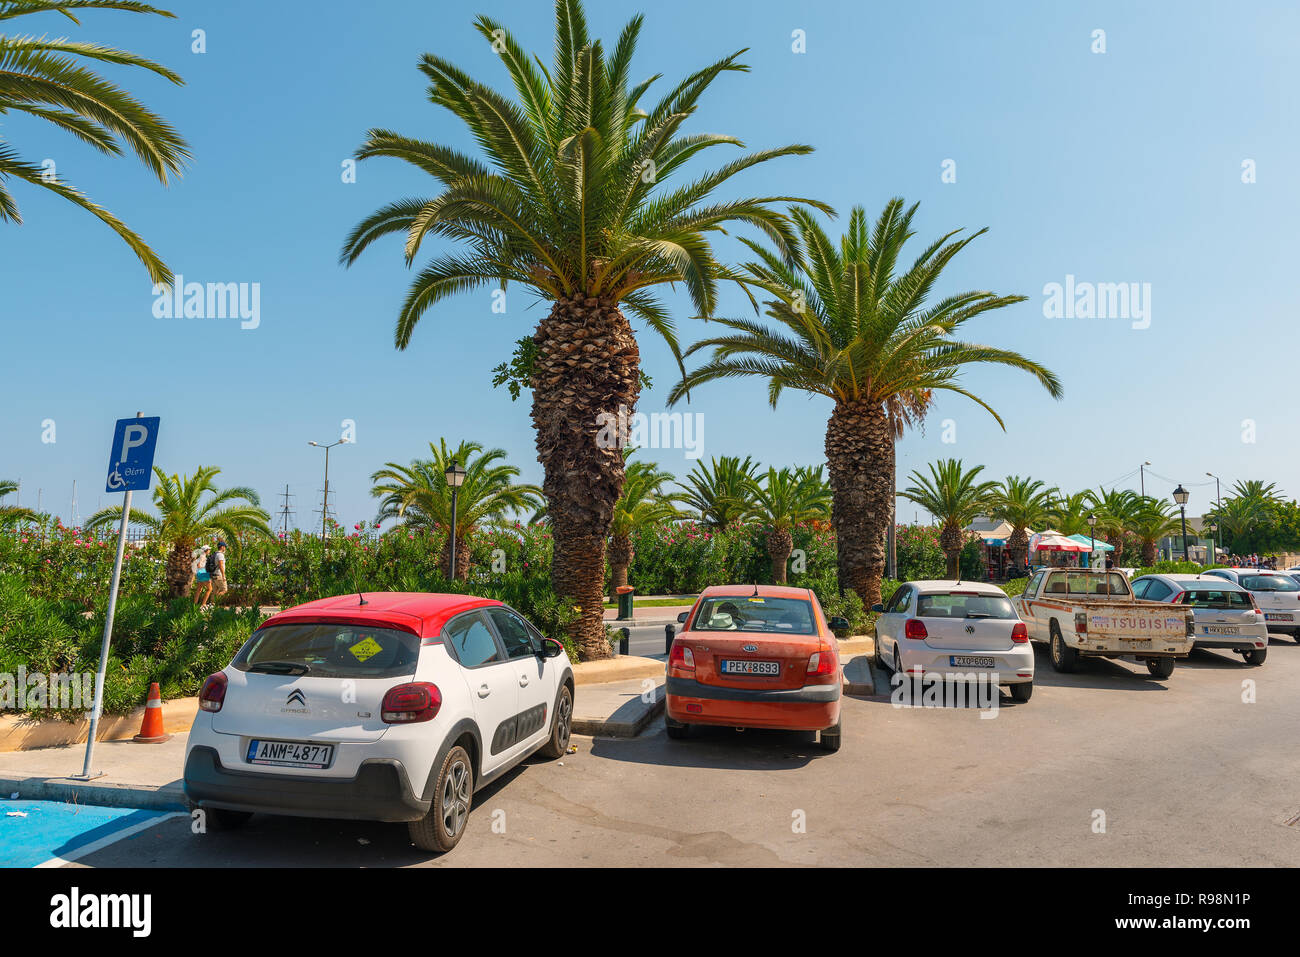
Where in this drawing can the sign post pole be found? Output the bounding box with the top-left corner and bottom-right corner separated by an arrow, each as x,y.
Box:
76,487 -> 132,780
72,412 -> 160,781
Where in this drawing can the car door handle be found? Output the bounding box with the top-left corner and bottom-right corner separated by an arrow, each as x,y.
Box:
478,684 -> 490,698
518,675 -> 529,687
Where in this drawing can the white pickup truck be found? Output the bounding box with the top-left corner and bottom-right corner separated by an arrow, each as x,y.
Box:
1011,568 -> 1194,678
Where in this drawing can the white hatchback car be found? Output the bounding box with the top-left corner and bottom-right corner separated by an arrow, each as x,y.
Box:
871,580 -> 1035,701
1201,568 -> 1300,640
183,592 -> 574,853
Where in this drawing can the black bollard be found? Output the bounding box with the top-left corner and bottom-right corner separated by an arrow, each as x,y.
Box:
618,626 -> 630,657
664,623 -> 676,655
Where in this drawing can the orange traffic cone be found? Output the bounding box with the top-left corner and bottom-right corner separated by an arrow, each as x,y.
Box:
133,682 -> 171,743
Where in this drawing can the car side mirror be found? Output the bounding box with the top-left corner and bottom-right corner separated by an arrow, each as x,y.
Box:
870,603 -> 885,613
541,637 -> 566,659
676,612 -> 688,624
828,616 -> 850,631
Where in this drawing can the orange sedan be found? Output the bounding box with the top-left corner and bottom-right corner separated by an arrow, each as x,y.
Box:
665,585 -> 845,751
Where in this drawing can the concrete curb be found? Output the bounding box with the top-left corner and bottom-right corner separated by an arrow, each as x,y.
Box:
571,684 -> 665,739
0,775 -> 188,812
0,697 -> 198,753
573,655 -> 664,686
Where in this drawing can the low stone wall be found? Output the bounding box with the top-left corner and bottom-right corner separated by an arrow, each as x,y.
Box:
0,697 -> 198,752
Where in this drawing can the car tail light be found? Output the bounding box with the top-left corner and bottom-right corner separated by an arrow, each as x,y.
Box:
669,643 -> 695,670
1168,591 -> 1184,604
806,649 -> 836,675
1011,623 -> 1029,643
904,618 -> 928,640
1075,612 -> 1088,633
198,672 -> 227,713
381,682 -> 441,723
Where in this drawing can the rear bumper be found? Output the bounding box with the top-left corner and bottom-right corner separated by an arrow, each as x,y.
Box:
1194,637 -> 1266,651
665,675 -> 840,731
183,745 -> 428,823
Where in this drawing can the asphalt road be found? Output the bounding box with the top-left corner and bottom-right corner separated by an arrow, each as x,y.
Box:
67,636 -> 1300,867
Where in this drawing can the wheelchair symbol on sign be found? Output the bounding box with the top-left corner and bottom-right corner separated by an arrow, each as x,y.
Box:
107,467 -> 126,491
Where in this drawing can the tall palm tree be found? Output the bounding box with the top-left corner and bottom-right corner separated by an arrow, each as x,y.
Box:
0,479 -> 37,528
0,0 -> 189,282
745,465 -> 831,583
371,439 -> 542,578
676,455 -> 759,528
85,466 -> 271,597
1204,480 -> 1284,553
1127,497 -> 1182,565
1087,487 -> 1140,551
1046,490 -> 1094,538
339,0 -> 825,660
607,451 -> 679,601
989,476 -> 1056,572
668,201 -> 1061,605
899,459 -> 997,578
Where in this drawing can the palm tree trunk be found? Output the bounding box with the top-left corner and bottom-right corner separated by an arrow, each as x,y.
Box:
166,539 -> 195,598
940,522 -> 963,578
532,295 -> 640,661
766,526 -> 793,584
440,532 -> 472,580
825,398 -> 892,607
1007,526 -> 1029,578
1141,540 -> 1157,565
608,532 -> 633,603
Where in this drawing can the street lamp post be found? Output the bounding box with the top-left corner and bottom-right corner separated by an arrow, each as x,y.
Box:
1140,461 -> 1151,497
445,459 -> 466,579
1208,521 -> 1218,563
1172,484 -> 1190,561
309,438 -> 349,540
1086,511 -> 1098,567
1205,472 -> 1222,556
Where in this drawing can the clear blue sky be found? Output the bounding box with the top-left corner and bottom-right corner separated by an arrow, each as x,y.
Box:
2,0 -> 1296,528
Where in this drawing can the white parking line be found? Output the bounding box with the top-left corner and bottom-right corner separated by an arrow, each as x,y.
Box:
35,811 -> 185,868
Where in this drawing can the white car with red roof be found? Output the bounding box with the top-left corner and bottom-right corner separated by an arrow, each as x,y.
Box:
183,592 -> 573,853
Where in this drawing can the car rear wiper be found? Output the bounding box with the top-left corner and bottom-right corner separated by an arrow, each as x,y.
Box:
963,613 -> 996,619
248,660 -> 311,675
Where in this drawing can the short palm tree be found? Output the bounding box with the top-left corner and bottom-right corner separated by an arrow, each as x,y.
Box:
1046,491 -> 1095,538
370,439 -> 542,578
899,459 -> 997,578
676,455 -> 759,528
607,451 -> 679,601
989,476 -> 1056,572
1088,488 -> 1140,551
745,466 -> 831,583
0,479 -> 37,528
0,0 -> 189,282
339,0 -> 825,660
668,201 -> 1061,605
1128,497 -> 1182,565
1204,481 -> 1282,553
85,466 -> 271,597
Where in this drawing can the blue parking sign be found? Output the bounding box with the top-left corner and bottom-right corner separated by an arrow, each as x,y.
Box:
105,417 -> 160,493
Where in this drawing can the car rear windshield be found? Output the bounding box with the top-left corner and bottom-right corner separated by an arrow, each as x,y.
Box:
1183,589 -> 1252,609
1042,572 -> 1131,596
692,596 -> 817,634
916,593 -> 1017,619
1241,574 -> 1299,592
231,623 -> 421,679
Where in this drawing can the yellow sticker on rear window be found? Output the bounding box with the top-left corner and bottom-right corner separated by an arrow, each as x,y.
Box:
747,597 -> 765,603
349,636 -> 382,662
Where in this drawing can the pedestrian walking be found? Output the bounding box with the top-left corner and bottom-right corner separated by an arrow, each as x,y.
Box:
210,540 -> 229,604
192,544 -> 213,606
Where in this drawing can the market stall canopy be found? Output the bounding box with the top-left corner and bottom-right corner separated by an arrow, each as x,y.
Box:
967,518 -> 1016,547
1066,534 -> 1114,552
1029,529 -> 1090,552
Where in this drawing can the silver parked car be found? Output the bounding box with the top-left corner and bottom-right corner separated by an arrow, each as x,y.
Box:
1200,568 -> 1300,640
1131,573 -> 1269,665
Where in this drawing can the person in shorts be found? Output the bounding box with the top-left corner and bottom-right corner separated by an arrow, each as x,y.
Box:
210,541 -> 229,602
193,544 -> 213,605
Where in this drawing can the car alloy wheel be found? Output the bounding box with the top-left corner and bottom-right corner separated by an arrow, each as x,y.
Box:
555,690 -> 572,751
442,757 -> 471,839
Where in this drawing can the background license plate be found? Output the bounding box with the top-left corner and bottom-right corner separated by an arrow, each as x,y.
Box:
1266,613 -> 1293,621
950,655 -> 994,668
1205,626 -> 1239,635
720,659 -> 780,676
247,739 -> 334,769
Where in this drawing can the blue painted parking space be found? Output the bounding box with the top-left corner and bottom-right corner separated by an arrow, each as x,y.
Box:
1,800 -> 174,868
